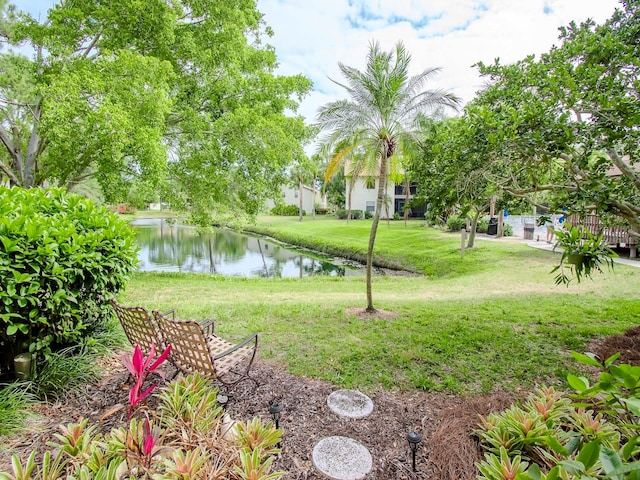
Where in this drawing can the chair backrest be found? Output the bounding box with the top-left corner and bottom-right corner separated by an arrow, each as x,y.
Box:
110,299 -> 164,355
153,311 -> 217,378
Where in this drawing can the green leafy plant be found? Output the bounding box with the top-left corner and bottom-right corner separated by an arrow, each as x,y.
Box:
446,215 -> 467,231
157,371 -> 223,446
1,368 -> 283,479
29,345 -> 99,400
234,417 -> 282,459
0,383 -> 36,436
551,225 -> 617,286
0,187 -> 138,374
476,353 -> 640,480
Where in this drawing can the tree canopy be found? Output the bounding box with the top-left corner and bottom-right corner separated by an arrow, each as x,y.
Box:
471,0 -> 640,237
409,0 -> 639,247
0,0 -> 312,224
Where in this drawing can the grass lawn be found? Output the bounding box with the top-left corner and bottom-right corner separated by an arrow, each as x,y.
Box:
119,216 -> 640,395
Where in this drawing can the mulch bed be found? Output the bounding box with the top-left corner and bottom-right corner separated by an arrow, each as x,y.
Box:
2,325 -> 637,479
0,355 -> 515,479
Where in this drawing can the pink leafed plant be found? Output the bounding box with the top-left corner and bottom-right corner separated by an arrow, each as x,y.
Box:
121,343 -> 171,419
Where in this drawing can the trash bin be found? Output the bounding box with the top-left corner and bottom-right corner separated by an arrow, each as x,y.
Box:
487,217 -> 498,235
524,223 -> 535,240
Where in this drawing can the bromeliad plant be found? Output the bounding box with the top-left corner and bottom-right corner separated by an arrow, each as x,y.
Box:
0,348 -> 284,479
475,352 -> 640,480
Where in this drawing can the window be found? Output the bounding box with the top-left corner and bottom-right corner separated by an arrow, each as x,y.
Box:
294,190 -> 298,198
366,201 -> 375,212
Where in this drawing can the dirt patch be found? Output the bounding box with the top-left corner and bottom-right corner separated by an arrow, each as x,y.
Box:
345,307 -> 400,321
587,324 -> 640,365
0,356 -> 515,479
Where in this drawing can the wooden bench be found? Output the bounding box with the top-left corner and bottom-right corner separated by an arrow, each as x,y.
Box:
152,310 -> 258,388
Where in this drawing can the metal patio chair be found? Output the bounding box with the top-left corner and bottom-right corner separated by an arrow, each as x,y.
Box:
152,309 -> 258,389
109,298 -> 214,358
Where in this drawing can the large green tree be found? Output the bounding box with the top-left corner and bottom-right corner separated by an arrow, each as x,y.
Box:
316,40 -> 458,312
473,0 -> 640,238
0,0 -> 312,223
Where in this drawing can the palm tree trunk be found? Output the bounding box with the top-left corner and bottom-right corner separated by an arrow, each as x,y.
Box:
366,156 -> 388,312
312,173 -> 317,220
347,181 -> 353,225
298,175 -> 303,222
404,175 -> 410,226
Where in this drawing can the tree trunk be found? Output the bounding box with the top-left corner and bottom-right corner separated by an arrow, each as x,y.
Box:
404,175 -> 410,226
298,175 -> 303,222
347,180 -> 353,225
366,155 -> 388,312
467,211 -> 481,248
312,173 -> 317,220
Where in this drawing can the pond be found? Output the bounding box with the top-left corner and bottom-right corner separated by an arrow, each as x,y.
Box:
131,219 -> 363,278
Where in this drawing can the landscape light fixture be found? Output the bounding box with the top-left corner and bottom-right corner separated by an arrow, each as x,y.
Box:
269,403 -> 283,429
406,430 -> 422,472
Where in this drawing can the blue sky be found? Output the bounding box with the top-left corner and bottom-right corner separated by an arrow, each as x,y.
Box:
14,0 -> 619,128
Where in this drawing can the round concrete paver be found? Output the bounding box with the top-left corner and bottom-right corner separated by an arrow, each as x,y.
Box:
312,436 -> 373,480
327,389 -> 374,419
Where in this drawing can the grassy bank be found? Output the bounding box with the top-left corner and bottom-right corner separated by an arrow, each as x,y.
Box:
119,216 -> 640,395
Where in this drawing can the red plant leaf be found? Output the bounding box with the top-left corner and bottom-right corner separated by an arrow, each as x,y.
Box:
132,345 -> 144,376
148,345 -> 171,374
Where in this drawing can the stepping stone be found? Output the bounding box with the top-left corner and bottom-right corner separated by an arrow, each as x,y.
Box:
327,389 -> 373,419
312,436 -> 372,480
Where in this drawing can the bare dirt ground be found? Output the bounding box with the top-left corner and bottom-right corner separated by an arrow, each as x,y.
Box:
1,325 -> 636,479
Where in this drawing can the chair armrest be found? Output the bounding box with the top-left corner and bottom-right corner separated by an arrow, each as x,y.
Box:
163,309 -> 175,320
199,319 -> 215,335
213,333 -> 258,360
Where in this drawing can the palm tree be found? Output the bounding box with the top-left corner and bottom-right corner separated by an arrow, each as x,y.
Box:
316,40 -> 459,312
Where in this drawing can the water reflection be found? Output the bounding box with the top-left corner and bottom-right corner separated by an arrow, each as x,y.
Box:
131,219 -> 362,278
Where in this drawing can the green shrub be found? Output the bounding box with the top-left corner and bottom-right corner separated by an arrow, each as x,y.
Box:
336,209 -> 348,219
351,209 -> 363,219
393,212 -> 401,220
270,204 -> 302,216
446,215 -> 467,231
477,218 -> 489,233
476,352 -> 640,480
364,210 -> 373,219
0,187 -> 138,375
503,223 -> 513,237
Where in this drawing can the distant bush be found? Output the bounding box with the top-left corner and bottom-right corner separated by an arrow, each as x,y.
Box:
0,187 -> 138,376
503,224 -> 513,237
393,212 -> 401,221
364,210 -> 373,219
270,204 -> 302,216
477,218 -> 489,233
336,209 -> 364,220
446,215 -> 467,231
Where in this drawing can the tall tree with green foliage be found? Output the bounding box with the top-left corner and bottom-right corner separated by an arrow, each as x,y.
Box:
0,0 -> 312,224
316,40 -> 458,312
473,0 -> 640,239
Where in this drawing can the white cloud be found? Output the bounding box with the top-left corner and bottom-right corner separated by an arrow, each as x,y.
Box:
255,0 -> 620,151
